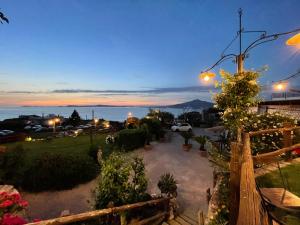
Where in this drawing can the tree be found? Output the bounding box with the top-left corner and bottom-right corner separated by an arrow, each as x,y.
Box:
147,109 -> 174,126
178,111 -> 202,126
69,110 -> 81,126
214,69 -> 261,141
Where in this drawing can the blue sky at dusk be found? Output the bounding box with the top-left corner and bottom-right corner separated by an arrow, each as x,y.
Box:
0,0 -> 299,106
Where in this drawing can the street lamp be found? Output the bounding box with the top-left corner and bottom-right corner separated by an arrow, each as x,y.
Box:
48,118 -> 60,133
286,33 -> 300,46
200,9 -> 300,79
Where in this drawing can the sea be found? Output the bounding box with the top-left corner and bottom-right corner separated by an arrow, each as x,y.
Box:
0,106 -> 194,122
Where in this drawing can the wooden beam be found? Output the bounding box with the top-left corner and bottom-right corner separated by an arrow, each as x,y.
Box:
253,143 -> 300,164
249,126 -> 300,137
26,198 -> 170,225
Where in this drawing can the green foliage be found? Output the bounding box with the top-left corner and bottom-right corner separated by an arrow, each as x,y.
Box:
22,152 -> 98,191
214,70 -> 261,133
180,131 -> 194,145
243,112 -> 296,155
94,153 -> 149,209
207,174 -> 230,225
194,136 -> 208,150
157,173 -> 177,197
116,128 -> 146,151
147,109 -> 174,126
139,118 -> 164,140
88,144 -> 99,161
0,144 -> 26,186
128,157 -> 149,203
178,111 -> 202,127
69,110 -> 81,126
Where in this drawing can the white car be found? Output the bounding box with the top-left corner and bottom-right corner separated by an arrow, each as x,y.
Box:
171,123 -> 192,132
1,130 -> 14,135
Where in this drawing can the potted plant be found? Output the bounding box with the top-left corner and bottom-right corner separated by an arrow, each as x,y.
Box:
195,135 -> 208,157
180,131 -> 193,151
157,173 -> 177,197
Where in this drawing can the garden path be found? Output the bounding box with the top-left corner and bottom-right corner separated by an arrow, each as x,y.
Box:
135,129 -> 214,220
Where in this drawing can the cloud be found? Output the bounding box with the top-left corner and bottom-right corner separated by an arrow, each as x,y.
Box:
51,86 -> 216,94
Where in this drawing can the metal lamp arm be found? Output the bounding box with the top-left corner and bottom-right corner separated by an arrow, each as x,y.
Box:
202,54 -> 237,73
243,28 -> 300,55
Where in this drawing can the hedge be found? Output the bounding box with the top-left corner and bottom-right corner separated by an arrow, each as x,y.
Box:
116,128 -> 146,151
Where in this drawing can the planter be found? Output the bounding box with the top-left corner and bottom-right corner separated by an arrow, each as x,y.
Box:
144,144 -> 152,150
182,144 -> 192,151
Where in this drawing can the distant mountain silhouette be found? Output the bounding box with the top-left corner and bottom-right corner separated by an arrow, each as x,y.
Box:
165,99 -> 213,109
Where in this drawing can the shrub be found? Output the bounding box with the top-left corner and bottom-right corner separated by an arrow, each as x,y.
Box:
194,136 -> 208,150
139,118 -> 164,140
22,153 -> 98,191
88,144 -> 99,161
94,153 -> 149,209
116,128 -> 146,151
157,173 -> 177,197
178,111 -> 202,127
0,145 -> 26,186
242,112 -> 296,155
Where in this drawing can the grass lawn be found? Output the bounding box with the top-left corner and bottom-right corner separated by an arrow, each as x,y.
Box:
1,133 -> 108,191
256,162 -> 300,225
4,133 -> 107,165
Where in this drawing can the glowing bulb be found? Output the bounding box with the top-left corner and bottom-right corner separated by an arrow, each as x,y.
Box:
94,118 -> 99,124
128,112 -> 133,118
48,120 -> 54,125
203,75 -> 210,81
273,82 -> 288,91
54,118 -> 60,123
199,71 -> 216,82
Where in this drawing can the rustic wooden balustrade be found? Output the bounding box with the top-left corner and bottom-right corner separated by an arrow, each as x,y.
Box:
229,126 -> 300,225
26,197 -> 171,225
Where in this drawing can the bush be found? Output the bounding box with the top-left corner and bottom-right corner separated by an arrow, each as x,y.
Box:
0,144 -> 26,186
157,173 -> 177,197
116,128 -> 146,151
139,118 -> 164,140
178,111 -> 202,127
242,112 -> 296,155
22,153 -> 99,191
94,153 -> 149,209
88,144 -> 99,161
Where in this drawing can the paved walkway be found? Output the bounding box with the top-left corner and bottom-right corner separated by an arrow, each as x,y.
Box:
135,130 -> 214,218
22,129 -> 214,220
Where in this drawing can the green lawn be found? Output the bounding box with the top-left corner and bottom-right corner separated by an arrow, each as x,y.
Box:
1,133 -> 108,191
256,162 -> 300,225
4,133 -> 107,165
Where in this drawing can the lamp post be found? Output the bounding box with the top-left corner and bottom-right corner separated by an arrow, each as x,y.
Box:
200,8 -> 300,82
48,118 -> 60,133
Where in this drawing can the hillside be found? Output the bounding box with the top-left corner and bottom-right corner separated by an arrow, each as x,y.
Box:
166,99 -> 213,109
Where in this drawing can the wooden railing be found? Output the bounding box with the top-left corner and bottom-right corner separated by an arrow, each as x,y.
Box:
27,197 -> 171,225
229,126 -> 300,225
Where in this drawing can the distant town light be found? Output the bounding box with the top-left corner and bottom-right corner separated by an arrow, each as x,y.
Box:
48,120 -> 54,125
94,118 -> 99,124
286,33 -> 300,46
54,118 -> 60,123
128,112 -> 133,118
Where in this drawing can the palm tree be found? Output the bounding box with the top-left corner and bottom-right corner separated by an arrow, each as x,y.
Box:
0,11 -> 9,24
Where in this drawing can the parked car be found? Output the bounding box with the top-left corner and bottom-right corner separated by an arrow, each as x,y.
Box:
171,123 -> 192,132
1,130 -> 14,135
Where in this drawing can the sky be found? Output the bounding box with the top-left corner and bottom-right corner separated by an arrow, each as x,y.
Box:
0,0 -> 300,106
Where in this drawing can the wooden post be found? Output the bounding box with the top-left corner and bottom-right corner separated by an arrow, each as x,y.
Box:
120,213 -> 127,225
283,122 -> 292,160
229,142 -> 241,225
237,133 -> 269,225
198,210 -> 205,225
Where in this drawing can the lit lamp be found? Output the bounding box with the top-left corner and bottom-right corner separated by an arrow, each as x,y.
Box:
286,33 -> 300,46
128,112 -> 133,118
273,82 -> 288,91
94,118 -> 99,127
199,71 -> 216,82
48,118 -> 60,133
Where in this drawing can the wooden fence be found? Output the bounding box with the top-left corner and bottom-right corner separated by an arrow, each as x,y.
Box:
27,197 -> 171,225
230,126 -> 300,225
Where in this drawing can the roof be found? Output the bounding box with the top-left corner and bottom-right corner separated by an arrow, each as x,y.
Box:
259,99 -> 300,106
